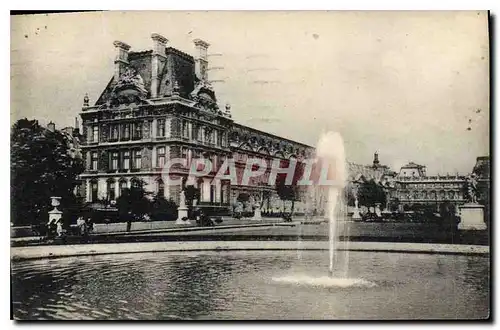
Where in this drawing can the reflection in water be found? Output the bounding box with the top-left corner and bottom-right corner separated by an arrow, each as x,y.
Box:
11,251 -> 489,320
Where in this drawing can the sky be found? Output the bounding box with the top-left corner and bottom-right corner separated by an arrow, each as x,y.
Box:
10,11 -> 489,175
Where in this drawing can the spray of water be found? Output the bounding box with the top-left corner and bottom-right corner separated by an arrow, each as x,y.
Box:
315,131 -> 347,278
273,131 -> 375,288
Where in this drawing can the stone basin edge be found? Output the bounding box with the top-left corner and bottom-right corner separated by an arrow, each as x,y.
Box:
10,241 -> 490,261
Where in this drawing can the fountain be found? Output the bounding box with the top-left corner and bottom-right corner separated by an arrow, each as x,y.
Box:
315,131 -> 347,278
273,131 -> 375,288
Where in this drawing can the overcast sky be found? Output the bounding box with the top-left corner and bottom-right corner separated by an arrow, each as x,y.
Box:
11,11 -> 489,174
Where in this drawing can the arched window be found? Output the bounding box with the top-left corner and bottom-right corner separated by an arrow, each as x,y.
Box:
90,180 -> 98,202
119,180 -> 128,196
158,179 -> 165,197
107,179 -> 116,201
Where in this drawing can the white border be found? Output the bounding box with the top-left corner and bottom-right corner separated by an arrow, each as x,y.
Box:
4,2 -> 498,329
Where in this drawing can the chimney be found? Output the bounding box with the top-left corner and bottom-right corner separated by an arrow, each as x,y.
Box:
113,40 -> 131,82
47,121 -> 55,132
74,117 -> 80,136
373,152 -> 380,167
193,39 -> 210,82
150,33 -> 168,98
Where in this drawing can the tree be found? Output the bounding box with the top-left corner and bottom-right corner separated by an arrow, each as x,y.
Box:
116,180 -> 151,223
275,173 -> 300,214
11,119 -> 84,226
184,185 -> 200,206
274,159 -> 305,214
357,180 -> 387,209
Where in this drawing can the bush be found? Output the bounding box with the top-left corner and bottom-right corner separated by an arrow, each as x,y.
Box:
151,196 -> 178,221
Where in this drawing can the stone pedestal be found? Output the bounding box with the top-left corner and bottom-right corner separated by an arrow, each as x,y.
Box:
176,206 -> 191,224
352,199 -> 362,220
48,209 -> 62,224
458,203 -> 486,230
176,190 -> 191,224
252,207 -> 262,221
374,203 -> 382,218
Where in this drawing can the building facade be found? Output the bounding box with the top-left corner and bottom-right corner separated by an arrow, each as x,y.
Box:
78,34 -> 315,214
76,33 -> 488,218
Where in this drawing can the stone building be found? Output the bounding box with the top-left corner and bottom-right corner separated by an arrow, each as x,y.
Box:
346,155 -> 470,213
390,161 -> 467,212
76,33 -> 487,218
78,34 -> 315,214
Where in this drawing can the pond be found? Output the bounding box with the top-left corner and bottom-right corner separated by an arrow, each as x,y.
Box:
11,250 -> 489,320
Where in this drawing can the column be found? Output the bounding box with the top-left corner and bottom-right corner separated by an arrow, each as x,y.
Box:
114,179 -> 120,200
152,146 -> 157,169
202,178 -> 211,202
165,118 -> 171,138
152,118 -> 157,138
215,179 -> 221,203
188,122 -> 193,140
86,179 -> 91,202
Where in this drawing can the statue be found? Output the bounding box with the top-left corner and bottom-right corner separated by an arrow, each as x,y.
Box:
179,189 -> 186,208
465,173 -> 479,204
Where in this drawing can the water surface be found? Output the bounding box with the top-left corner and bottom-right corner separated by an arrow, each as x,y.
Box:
11,250 -> 489,320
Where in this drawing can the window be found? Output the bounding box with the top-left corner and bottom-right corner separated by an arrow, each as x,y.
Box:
110,125 -> 119,141
193,124 -> 199,141
217,130 -> 222,146
92,126 -> 99,142
134,150 -> 142,169
133,122 -> 142,140
91,152 -> 98,170
181,121 -> 189,138
157,147 -> 166,168
157,119 -> 166,137
210,184 -> 215,203
197,127 -> 203,141
91,181 -> 98,202
119,180 -> 127,195
107,180 -> 116,200
111,151 -> 119,170
122,151 -> 130,170
181,147 -> 188,160
158,179 -> 165,197
205,129 -> 213,144
122,123 -> 130,140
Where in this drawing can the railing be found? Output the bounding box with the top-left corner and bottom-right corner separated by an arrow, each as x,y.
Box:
398,176 -> 466,181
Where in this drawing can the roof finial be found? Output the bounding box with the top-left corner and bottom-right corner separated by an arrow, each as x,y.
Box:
83,93 -> 89,107
173,81 -> 180,96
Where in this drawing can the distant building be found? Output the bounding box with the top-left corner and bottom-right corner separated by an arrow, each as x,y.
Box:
398,161 -> 427,177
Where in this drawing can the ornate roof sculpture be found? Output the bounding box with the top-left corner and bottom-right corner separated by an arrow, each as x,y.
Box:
101,67 -> 151,108
190,79 -> 219,112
